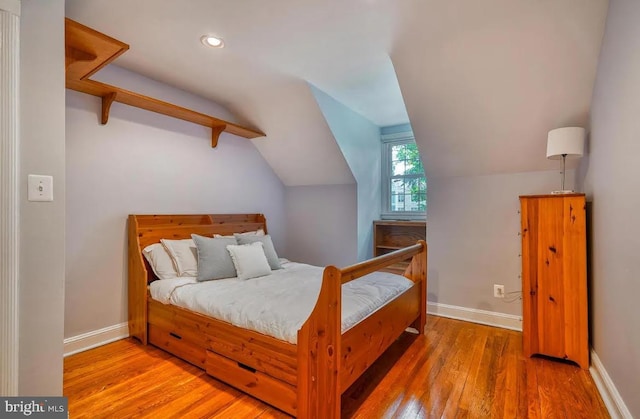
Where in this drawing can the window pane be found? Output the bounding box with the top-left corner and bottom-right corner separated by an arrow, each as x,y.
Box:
395,143 -> 423,175
408,144 -> 424,174
404,177 -> 420,199
392,160 -> 405,176
418,178 -> 427,193
391,144 -> 404,161
390,194 -> 404,211
389,175 -> 427,212
391,178 -> 405,195
414,193 -> 426,211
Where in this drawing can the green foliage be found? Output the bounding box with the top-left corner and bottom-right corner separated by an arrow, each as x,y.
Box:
391,143 -> 426,211
394,143 -> 424,174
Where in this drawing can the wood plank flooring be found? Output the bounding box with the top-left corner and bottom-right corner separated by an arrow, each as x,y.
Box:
63,316 -> 608,418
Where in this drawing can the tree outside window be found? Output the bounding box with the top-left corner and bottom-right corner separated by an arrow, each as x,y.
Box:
382,138 -> 426,219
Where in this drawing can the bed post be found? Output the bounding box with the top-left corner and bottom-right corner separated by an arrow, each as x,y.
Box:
297,265 -> 342,418
128,215 -> 148,344
406,240 -> 427,334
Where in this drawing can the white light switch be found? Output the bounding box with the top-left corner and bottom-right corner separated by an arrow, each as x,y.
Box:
28,174 -> 53,202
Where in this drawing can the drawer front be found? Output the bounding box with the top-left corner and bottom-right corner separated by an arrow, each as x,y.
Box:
148,324 -> 206,368
205,350 -> 297,416
208,337 -> 297,386
148,301 -> 209,349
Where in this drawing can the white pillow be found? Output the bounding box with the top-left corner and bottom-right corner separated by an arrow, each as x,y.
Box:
143,243 -> 179,280
214,228 -> 265,239
226,242 -> 272,280
160,238 -> 198,277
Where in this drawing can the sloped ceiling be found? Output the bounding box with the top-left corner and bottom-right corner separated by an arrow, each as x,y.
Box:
392,0 -> 609,178
65,0 -> 608,183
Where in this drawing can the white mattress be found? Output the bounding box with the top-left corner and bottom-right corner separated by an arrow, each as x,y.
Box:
149,261 -> 413,344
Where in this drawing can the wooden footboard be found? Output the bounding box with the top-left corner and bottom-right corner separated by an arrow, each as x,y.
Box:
129,214 -> 427,418
297,241 -> 427,418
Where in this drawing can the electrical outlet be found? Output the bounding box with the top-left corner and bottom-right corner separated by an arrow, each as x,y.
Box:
494,284 -> 505,298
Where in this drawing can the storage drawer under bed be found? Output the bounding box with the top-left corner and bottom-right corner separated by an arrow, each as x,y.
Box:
205,350 -> 297,416
148,324 -> 206,368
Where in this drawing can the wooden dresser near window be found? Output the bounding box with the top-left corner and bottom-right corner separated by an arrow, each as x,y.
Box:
374,220 -> 426,275
519,194 -> 588,369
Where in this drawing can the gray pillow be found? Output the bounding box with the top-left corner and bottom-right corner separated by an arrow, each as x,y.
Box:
235,234 -> 282,270
191,235 -> 238,281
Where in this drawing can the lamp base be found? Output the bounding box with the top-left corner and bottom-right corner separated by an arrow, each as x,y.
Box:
551,190 -> 576,195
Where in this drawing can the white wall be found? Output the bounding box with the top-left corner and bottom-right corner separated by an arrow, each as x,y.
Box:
19,0 -> 66,395
311,85 -> 381,261
65,65 -> 286,339
427,170 -> 574,316
581,0 -> 640,415
284,184 -> 357,268
391,0 -> 606,178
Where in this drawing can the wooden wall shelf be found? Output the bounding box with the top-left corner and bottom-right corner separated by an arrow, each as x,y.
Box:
65,18 -> 265,147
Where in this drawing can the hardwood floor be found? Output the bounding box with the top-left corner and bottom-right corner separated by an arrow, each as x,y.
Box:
63,316 -> 608,418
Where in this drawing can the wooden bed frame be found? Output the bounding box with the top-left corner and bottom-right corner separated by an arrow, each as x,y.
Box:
128,214 -> 427,418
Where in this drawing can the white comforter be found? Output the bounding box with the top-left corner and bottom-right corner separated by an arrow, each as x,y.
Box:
149,261 -> 412,344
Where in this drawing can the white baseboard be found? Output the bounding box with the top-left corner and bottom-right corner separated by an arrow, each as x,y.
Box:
427,302 -> 522,331
64,322 -> 129,357
590,349 -> 633,419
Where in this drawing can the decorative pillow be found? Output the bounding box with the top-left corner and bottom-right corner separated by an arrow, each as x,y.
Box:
235,234 -> 282,270
226,242 -> 272,280
214,228 -> 265,238
191,235 -> 238,281
143,243 -> 179,280
160,238 -> 198,277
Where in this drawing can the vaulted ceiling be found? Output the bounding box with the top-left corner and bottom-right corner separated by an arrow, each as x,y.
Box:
65,0 -> 608,184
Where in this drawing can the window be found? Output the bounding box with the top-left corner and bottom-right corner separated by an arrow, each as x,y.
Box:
381,136 -> 426,219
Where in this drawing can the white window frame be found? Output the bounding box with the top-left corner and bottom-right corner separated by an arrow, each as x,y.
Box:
381,132 -> 426,220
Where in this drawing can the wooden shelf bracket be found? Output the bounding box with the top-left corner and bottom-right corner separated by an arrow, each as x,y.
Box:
211,124 -> 227,148
65,18 -> 265,147
65,46 -> 97,69
101,92 -> 117,124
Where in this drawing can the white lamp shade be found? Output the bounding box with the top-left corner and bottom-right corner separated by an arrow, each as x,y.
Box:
546,127 -> 585,160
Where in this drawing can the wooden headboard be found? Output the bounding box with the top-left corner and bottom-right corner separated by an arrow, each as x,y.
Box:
128,213 -> 267,343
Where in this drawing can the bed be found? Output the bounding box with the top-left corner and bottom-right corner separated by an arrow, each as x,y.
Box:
128,213 -> 427,418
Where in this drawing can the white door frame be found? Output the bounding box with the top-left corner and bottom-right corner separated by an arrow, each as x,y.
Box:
0,0 -> 20,396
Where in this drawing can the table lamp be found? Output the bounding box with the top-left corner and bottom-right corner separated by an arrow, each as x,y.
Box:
546,127 -> 585,194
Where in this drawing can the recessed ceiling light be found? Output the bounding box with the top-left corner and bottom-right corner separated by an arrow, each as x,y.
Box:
201,35 -> 224,48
